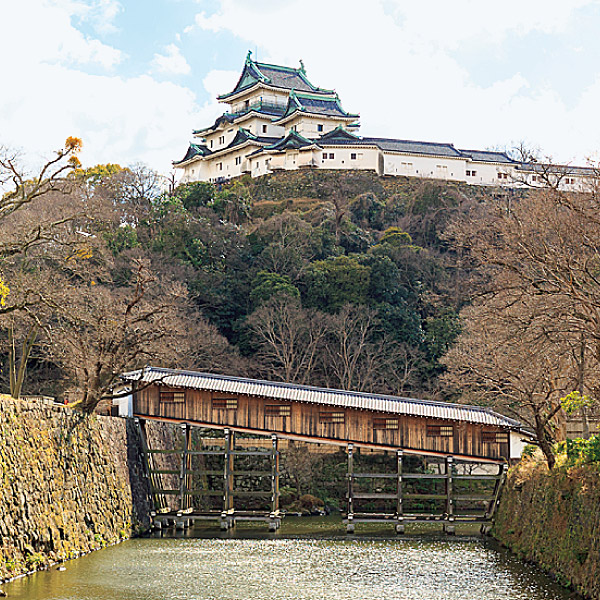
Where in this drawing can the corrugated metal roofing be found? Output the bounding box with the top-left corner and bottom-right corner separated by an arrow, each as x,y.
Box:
121,367 -> 521,429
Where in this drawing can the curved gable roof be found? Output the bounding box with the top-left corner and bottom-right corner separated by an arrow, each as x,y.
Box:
173,143 -> 211,165
218,52 -> 333,100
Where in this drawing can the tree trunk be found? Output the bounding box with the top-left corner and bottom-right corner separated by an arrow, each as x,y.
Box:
535,416 -> 556,469
8,322 -> 38,399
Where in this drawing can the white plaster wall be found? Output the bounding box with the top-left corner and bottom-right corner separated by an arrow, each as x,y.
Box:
510,430 -> 532,460
383,153 -> 466,181
180,158 -> 210,183
318,146 -> 380,172
235,116 -> 284,137
230,89 -> 289,113
464,161 -> 515,186
288,117 -> 350,138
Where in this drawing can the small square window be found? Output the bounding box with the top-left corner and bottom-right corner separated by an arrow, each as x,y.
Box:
350,153 -> 357,160
317,124 -> 324,132
329,153 -> 334,159
160,389 -> 185,403
212,397 -> 238,410
482,430 -> 509,443
262,124 -> 267,133
323,152 -> 328,160
427,424 -> 454,437
373,417 -> 399,430
320,411 -> 345,424
265,404 -> 291,417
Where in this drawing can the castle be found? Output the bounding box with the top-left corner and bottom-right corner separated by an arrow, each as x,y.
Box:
174,52 -> 591,190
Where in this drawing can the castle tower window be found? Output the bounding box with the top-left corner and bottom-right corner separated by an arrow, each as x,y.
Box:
329,153 -> 334,159
262,124 -> 268,133
317,124 -> 324,132
350,153 -> 357,160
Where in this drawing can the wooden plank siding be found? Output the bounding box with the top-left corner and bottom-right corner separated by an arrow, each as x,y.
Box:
134,384 -> 510,461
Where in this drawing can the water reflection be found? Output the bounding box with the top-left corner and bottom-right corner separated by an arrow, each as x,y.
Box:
5,519 -> 575,600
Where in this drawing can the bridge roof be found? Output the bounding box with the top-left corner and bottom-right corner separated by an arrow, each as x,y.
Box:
122,367 -> 522,430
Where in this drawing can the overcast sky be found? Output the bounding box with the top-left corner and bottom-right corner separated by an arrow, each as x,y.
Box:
3,0 -> 600,174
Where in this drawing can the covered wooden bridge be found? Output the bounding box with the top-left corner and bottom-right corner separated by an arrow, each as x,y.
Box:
122,367 -> 528,533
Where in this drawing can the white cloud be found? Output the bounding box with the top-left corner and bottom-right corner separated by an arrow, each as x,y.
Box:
0,0 -> 123,68
192,0 -> 600,163
152,43 -> 191,76
0,1 -> 209,172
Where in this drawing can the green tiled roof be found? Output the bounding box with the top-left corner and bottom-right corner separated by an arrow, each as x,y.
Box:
274,90 -> 359,123
218,51 -> 333,100
172,143 -> 211,165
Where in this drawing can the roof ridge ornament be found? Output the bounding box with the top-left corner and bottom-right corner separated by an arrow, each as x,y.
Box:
245,49 -> 253,64
299,59 -> 306,75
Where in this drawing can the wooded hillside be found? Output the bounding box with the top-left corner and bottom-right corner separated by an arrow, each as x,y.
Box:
3,146 -> 600,469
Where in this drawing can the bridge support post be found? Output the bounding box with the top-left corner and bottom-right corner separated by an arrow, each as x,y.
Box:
444,455 -> 455,535
221,428 -> 235,530
179,423 -> 192,513
395,449 -> 404,534
135,417 -> 166,515
346,444 -> 355,533
269,434 -> 280,531
485,463 -> 508,525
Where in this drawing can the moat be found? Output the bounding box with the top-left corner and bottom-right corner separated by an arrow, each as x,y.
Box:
4,518 -> 575,600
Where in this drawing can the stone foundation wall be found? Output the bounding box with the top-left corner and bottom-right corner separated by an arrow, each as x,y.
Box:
0,395 -> 151,581
493,460 -> 600,599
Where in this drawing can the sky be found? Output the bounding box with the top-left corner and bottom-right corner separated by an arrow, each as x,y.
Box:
2,0 -> 600,175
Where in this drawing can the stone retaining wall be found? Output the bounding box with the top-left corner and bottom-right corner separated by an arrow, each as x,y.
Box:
493,460 -> 600,599
0,395 -> 150,581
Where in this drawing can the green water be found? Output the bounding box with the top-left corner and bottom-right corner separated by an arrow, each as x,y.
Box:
4,519 -> 576,600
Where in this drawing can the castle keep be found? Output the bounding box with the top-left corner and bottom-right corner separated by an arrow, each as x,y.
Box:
175,52 -> 590,189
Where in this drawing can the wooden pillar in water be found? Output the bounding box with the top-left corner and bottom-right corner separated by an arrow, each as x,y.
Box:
444,455 -> 455,535
269,434 -> 280,531
178,423 -> 191,514
135,417 -> 164,516
395,449 -> 404,534
482,462 -> 508,534
346,443 -> 354,533
222,428 -> 235,529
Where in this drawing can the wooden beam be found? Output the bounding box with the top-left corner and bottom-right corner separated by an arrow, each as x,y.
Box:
134,414 -> 506,464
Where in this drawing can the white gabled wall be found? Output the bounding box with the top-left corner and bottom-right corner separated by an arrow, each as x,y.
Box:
284,115 -> 353,138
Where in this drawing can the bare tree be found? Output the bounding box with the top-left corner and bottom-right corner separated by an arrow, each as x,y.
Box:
253,212 -> 316,279
324,304 -> 420,394
46,260 -> 193,413
442,296 -> 583,467
443,180 -> 600,466
247,297 -> 328,384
